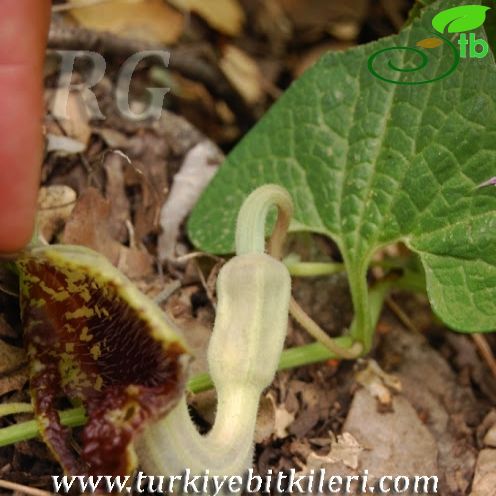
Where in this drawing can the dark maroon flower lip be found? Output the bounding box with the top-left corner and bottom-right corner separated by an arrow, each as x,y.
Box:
17,244 -> 189,476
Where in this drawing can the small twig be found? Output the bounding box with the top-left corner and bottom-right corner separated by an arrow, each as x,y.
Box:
174,251 -> 223,264
289,297 -> 363,359
194,260 -> 217,310
154,280 -> 181,306
124,219 -> 137,249
205,261 -> 223,308
472,334 -> 496,380
104,149 -> 131,166
0,480 -> 53,496
0,281 -> 18,298
385,296 -> 420,334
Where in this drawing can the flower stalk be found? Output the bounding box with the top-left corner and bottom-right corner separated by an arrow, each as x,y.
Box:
136,185 -> 293,480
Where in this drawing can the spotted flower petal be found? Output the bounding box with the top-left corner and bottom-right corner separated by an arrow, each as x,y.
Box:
17,244 -> 189,476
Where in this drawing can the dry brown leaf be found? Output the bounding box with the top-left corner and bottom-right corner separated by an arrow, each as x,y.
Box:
327,20 -> 361,41
68,0 -> 184,45
0,366 -> 29,396
167,312 -> 210,376
480,410 -> 496,448
356,359 -> 402,408
62,187 -> 120,262
0,315 -> 16,339
62,188 -> 154,279
268,395 -> 295,439
0,340 -> 28,396
116,244 -> 155,280
307,432 -> 364,471
189,390 -> 216,425
0,265 -> 17,299
293,41 -> 352,78
384,328 -> 476,494
343,390 -> 439,484
94,128 -> 129,149
169,73 -> 214,105
168,0 -> 245,36
37,185 -> 77,243
416,37 -> 444,49
246,0 -> 292,53
277,0 -> 367,39
0,340 -> 26,376
484,424 -> 496,448
470,450 -> 496,496
46,134 -> 87,155
50,92 -> 92,146
219,45 -> 264,105
255,395 -> 276,443
126,160 -> 168,244
122,132 -> 171,242
104,153 -> 131,243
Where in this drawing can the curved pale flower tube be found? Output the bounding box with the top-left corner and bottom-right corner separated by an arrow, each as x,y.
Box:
136,185 -> 293,480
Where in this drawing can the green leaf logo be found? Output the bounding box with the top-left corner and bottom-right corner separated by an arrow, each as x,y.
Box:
432,5 -> 490,33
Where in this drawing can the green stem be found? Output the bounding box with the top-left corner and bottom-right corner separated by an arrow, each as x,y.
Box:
348,261 -> 372,351
0,275 -> 392,448
285,256 -> 417,354
0,403 -> 33,417
0,407 -> 87,447
369,280 -> 393,324
0,335 -> 363,447
187,336 -> 359,394
278,337 -> 357,369
285,257 -> 409,278
286,261 -> 345,277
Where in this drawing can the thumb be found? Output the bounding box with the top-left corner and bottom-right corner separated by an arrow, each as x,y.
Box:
0,0 -> 51,253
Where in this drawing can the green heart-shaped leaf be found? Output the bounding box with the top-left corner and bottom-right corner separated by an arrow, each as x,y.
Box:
188,0 -> 496,348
